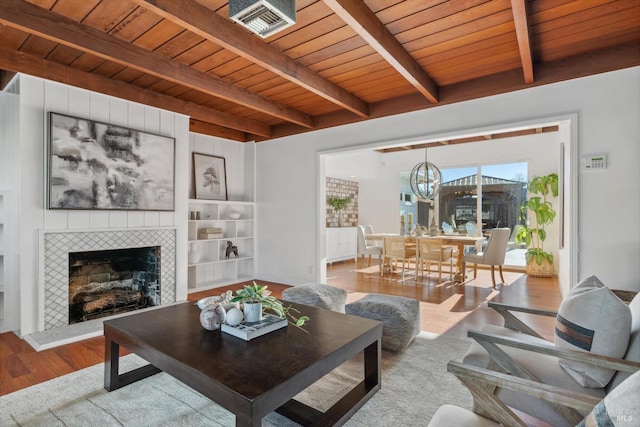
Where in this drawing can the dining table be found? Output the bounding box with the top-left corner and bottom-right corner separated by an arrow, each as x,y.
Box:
367,233 -> 486,283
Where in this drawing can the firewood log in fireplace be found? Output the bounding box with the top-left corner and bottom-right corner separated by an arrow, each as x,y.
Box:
78,290 -> 142,313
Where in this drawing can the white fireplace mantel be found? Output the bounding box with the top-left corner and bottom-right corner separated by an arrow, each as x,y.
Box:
38,227 -> 177,332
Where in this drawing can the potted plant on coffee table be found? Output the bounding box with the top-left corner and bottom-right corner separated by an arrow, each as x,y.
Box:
231,282 -> 309,331
515,173 -> 558,277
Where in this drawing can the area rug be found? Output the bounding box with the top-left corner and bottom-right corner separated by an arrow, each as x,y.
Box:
0,332 -> 472,426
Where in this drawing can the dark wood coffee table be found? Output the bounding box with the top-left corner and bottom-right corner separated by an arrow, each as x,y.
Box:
104,301 -> 382,426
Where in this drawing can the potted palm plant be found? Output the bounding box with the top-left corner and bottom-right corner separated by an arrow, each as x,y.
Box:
327,195 -> 352,227
231,282 -> 309,330
515,173 -> 558,277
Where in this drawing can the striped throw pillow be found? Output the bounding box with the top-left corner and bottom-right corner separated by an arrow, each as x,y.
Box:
555,275 -> 632,388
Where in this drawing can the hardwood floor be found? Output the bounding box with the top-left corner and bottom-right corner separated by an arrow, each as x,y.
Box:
0,263 -> 563,397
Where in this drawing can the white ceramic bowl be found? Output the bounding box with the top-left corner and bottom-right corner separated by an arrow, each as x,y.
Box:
229,212 -> 241,219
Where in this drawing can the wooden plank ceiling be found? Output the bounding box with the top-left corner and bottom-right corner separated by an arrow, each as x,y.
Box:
0,0 -> 638,143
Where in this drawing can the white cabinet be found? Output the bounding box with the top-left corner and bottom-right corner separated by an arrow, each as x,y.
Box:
327,227 -> 357,263
0,190 -> 14,333
187,199 -> 255,292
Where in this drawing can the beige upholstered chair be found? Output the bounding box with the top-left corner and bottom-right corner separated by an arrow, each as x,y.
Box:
381,236 -> 416,280
428,361 -> 640,427
461,284 -> 640,427
415,237 -> 454,283
364,224 -> 377,244
356,225 -> 382,267
463,227 -> 510,287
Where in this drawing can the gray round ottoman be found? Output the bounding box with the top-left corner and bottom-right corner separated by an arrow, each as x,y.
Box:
281,283 -> 348,313
346,294 -> 420,352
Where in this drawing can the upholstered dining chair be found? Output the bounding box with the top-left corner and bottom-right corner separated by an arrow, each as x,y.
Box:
381,236 -> 416,280
415,237 -> 454,283
464,221 -> 477,235
463,227 -> 510,288
356,225 -> 382,268
364,224 -> 379,246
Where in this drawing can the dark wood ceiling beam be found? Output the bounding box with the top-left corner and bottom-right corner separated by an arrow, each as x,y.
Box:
510,0 -> 534,83
0,70 -> 17,89
132,0 -> 370,118
260,42 -> 640,141
0,0 -> 313,128
323,0 -> 439,103
189,119 -> 247,142
0,46 -> 269,139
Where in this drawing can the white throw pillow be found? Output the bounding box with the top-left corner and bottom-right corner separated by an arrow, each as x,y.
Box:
578,369 -> 640,426
555,275 -> 632,388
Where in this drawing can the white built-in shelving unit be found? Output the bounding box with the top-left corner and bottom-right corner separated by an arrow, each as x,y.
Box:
0,192 -> 5,331
187,199 -> 255,292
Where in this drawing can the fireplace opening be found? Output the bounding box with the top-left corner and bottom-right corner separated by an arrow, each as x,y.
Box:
68,246 -> 161,324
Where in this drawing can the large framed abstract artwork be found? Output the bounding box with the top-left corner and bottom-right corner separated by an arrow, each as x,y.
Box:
48,112 -> 176,211
193,153 -> 228,200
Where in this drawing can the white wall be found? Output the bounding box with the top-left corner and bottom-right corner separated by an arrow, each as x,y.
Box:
12,75 -> 191,336
256,67 -> 640,292
189,133 -> 255,202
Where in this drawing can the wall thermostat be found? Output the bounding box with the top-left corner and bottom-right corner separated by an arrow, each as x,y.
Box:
581,154 -> 607,170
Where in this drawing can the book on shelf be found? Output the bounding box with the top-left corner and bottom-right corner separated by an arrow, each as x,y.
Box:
200,227 -> 222,233
221,314 -> 287,341
199,232 -> 224,239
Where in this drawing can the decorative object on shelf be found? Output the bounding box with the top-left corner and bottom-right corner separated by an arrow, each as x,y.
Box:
195,211 -> 201,220
48,112 -> 176,211
230,282 -> 310,331
200,303 -> 227,331
188,242 -> 201,264
193,153 -> 227,201
229,212 -> 241,219
327,195 -> 352,227
190,211 -> 196,220
225,241 -> 239,259
516,173 -> 559,277
199,227 -> 223,239
409,146 -> 441,202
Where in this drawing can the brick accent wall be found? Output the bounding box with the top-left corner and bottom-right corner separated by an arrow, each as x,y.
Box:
326,177 -> 358,227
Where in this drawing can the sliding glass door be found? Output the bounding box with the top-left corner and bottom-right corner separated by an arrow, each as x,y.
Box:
404,162 -> 528,266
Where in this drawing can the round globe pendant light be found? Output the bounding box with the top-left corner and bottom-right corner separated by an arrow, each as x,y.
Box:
409,148 -> 441,201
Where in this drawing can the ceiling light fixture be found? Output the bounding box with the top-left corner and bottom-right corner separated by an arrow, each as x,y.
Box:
409,147 -> 441,202
229,0 -> 296,38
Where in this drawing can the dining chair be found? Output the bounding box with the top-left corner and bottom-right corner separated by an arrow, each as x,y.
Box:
356,225 -> 383,268
465,221 -> 477,235
364,224 -> 378,246
415,237 -> 454,283
381,236 -> 416,280
441,222 -> 454,234
463,227 -> 510,288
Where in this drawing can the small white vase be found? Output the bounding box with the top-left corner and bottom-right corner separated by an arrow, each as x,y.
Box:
243,301 -> 262,323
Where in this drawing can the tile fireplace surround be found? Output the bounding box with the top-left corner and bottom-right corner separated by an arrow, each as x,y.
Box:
29,228 -> 177,350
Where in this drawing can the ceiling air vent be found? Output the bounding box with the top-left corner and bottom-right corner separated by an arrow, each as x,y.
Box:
229,0 -> 296,38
